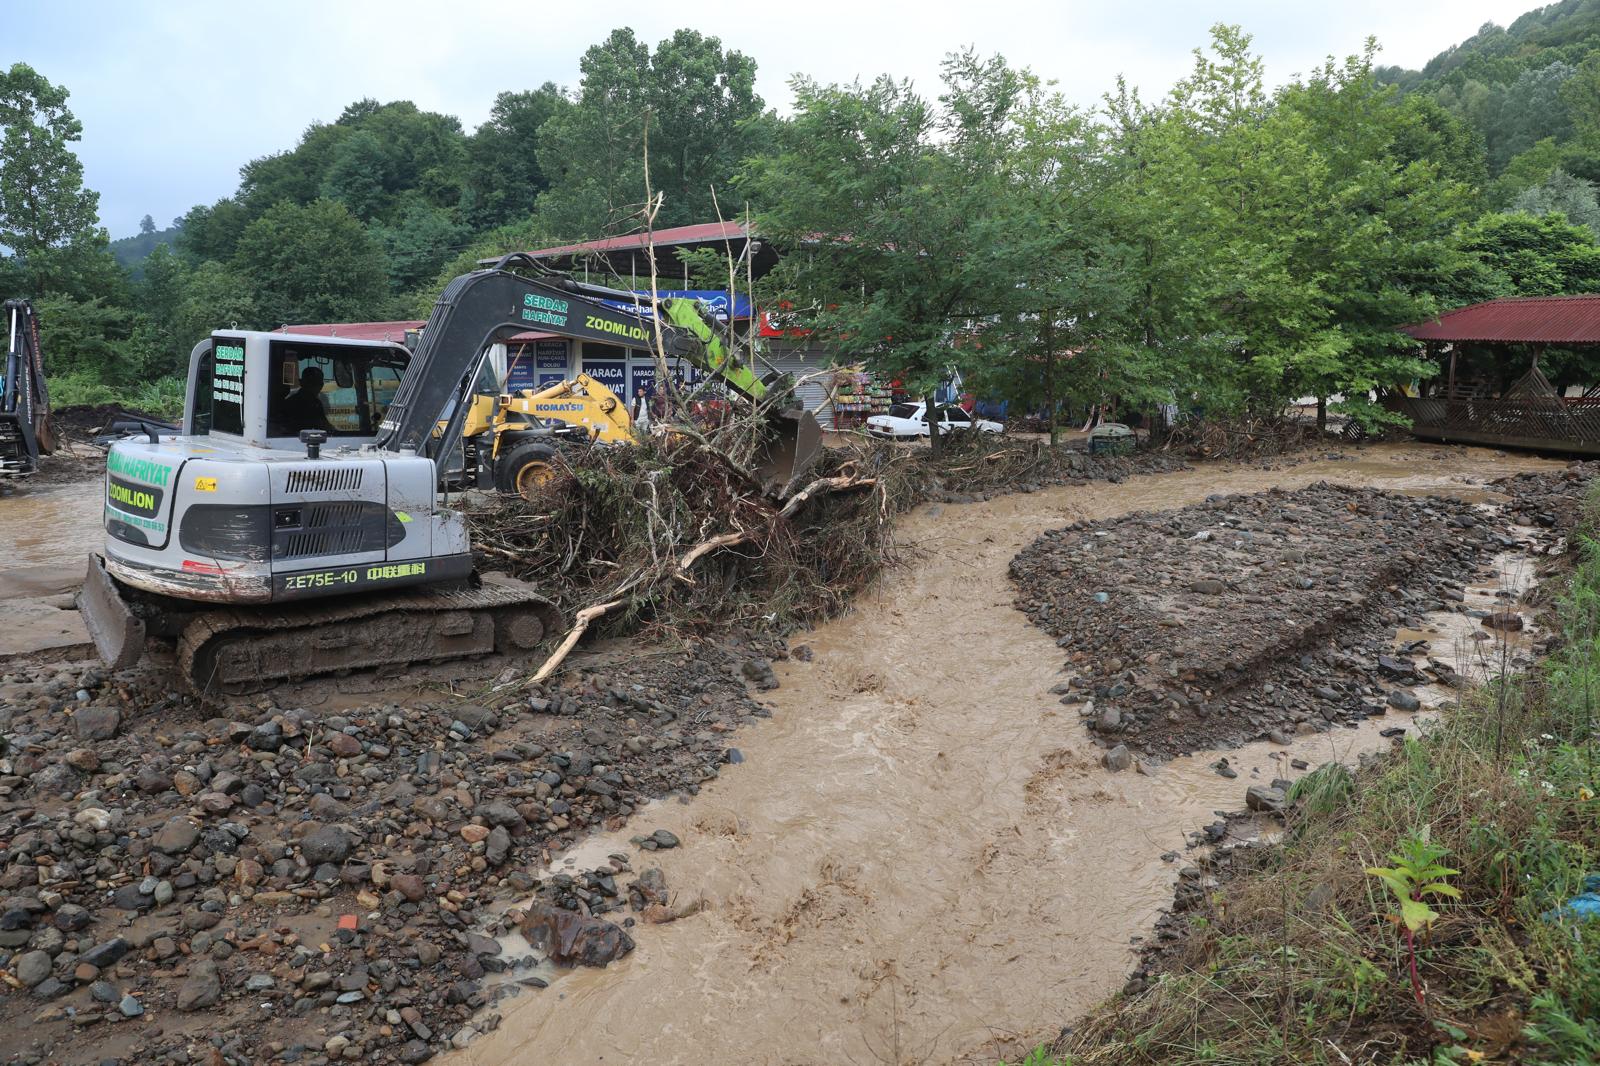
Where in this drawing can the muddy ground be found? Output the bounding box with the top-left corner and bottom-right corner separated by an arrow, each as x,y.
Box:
0,441 -> 1585,1066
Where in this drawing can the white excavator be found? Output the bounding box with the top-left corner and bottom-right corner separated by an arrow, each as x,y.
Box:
77,255 -> 821,693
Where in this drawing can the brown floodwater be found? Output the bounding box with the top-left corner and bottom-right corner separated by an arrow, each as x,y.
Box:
0,479 -> 104,576
447,443 -> 1562,1066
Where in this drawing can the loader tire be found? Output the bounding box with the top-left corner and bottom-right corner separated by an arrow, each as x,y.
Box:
495,439 -> 562,499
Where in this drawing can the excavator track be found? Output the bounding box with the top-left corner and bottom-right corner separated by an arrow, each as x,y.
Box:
176,579 -> 563,695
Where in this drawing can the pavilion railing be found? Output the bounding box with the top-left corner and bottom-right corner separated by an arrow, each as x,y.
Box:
1396,393 -> 1600,451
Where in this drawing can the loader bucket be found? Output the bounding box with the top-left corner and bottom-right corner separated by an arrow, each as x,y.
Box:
753,407 -> 824,497
76,554 -> 145,670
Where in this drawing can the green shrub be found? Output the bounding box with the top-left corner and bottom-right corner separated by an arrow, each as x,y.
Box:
48,372 -> 185,422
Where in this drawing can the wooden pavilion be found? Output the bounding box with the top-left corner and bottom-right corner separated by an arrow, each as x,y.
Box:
1396,294 -> 1600,455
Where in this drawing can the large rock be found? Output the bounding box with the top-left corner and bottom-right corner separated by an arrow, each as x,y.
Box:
176,959 -> 222,1010
152,816 -> 201,855
1484,611 -> 1524,632
449,704 -> 497,732
518,903 -> 635,967
740,658 -> 779,691
14,949 -> 51,987
1387,689 -> 1421,712
1102,744 -> 1133,772
1245,785 -> 1287,813
485,825 -> 511,867
476,801 -> 525,830
73,706 -> 121,742
301,825 -> 354,866
79,938 -> 131,970
398,1040 -> 434,1064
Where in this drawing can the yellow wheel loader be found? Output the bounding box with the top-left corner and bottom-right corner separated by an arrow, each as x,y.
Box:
459,373 -> 633,499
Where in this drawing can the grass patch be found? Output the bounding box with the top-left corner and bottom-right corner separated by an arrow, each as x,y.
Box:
47,372 -> 186,423
1029,489 -> 1600,1066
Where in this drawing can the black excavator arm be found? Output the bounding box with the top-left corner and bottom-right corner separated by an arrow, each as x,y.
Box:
1,299 -> 53,475
376,254 -> 821,493
375,254 -> 703,458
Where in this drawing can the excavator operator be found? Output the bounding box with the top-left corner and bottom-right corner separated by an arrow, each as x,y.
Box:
282,366 -> 333,433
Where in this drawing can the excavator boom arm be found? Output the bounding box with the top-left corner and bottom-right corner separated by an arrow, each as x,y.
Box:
376,255 -> 699,456
378,254 -> 819,494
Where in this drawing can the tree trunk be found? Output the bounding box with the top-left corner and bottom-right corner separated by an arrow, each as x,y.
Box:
1316,396 -> 1326,432
926,390 -> 942,459
1044,314 -> 1060,446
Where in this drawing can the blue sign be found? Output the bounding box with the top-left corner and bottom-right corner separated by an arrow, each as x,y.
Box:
630,362 -> 657,399
537,373 -> 566,388
535,338 -> 569,368
600,290 -> 753,322
506,356 -> 536,392
583,360 -> 626,392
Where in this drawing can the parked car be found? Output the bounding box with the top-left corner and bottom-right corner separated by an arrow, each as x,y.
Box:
865,401 -> 1003,441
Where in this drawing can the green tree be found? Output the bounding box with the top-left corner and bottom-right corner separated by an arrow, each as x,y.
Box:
537,28 -> 773,237
232,199 -> 389,326
134,243 -> 190,376
465,85 -> 569,229
1098,77 -> 1237,420
1513,168 -> 1600,237
32,294 -> 131,385
1456,210 -> 1600,296
1487,61 -> 1577,169
176,197 -> 251,263
978,80 -> 1138,441
138,214 -> 156,236
0,63 -> 100,257
1264,43 -> 1476,424
744,53 -> 1030,456
372,195 -> 467,293
173,259 -> 258,348
320,130 -> 392,221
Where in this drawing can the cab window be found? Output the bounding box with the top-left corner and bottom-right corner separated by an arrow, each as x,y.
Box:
266,340 -> 408,438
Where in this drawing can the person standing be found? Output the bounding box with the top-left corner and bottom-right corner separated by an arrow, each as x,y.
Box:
631,385 -> 652,430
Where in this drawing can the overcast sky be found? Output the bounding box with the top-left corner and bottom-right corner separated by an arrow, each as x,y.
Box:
8,0 -> 1550,239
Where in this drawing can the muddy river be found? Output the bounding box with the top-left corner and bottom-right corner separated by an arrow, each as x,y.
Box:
447,443 -> 1561,1066
0,479 -> 103,578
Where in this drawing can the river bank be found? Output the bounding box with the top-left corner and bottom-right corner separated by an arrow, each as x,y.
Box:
1050,471 -> 1600,1066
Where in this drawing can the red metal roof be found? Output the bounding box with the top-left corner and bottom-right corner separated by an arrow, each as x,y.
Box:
521,221 -> 748,260
276,321 -> 423,343
1402,295 -> 1600,344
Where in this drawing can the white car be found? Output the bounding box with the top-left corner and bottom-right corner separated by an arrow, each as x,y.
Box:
865,401 -> 1003,441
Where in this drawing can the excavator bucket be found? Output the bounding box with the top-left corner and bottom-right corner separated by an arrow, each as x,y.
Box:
753,407 -> 824,496
77,554 -> 146,670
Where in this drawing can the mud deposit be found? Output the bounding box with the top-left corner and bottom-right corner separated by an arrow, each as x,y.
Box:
439,445 -> 1566,1066
1009,483 -> 1519,758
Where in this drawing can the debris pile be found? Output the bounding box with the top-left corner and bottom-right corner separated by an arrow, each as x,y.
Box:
1158,416 -> 1335,462
1009,483 -> 1519,757
466,432 -> 1192,643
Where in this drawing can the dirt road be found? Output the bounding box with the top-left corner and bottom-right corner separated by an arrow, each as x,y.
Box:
449,443 -> 1559,1066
